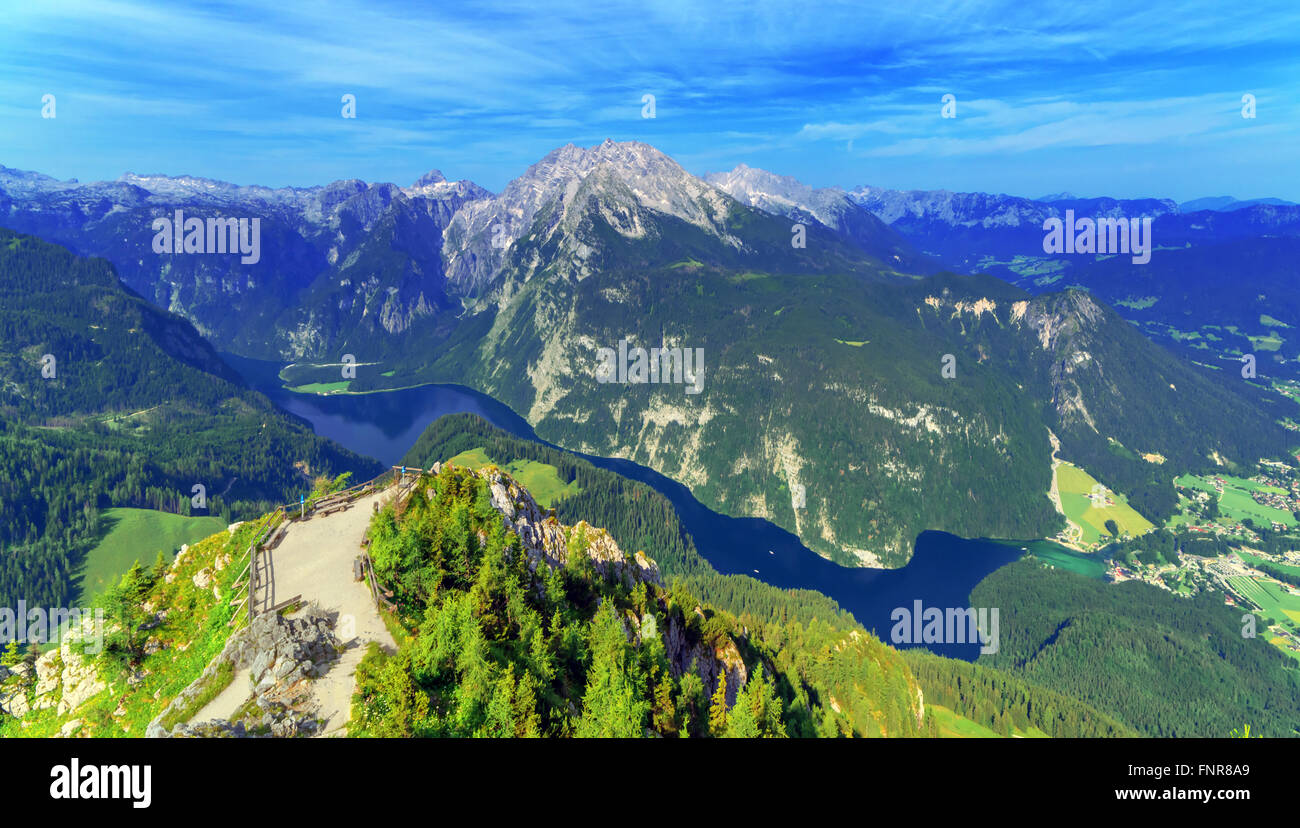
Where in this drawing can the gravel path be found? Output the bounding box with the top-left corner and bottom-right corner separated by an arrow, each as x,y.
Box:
266,489 -> 398,736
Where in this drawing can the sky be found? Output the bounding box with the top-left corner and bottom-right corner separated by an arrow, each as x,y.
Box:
2,0 -> 1298,201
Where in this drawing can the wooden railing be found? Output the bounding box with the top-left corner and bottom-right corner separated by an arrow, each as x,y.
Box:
228,508 -> 284,627
225,466 -> 436,627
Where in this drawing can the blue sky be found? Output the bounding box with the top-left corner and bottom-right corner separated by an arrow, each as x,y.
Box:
2,0 -> 1298,201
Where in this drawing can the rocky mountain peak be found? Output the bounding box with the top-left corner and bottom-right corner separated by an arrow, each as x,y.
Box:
412,169 -> 447,187
442,140 -> 739,293
706,163 -> 831,219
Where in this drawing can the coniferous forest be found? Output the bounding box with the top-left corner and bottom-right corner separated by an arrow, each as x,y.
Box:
0,229 -> 381,608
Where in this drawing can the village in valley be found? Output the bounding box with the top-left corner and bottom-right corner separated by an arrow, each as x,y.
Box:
1043,452 -> 1300,662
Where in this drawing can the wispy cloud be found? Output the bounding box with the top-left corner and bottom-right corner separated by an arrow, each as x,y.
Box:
0,0 -> 1297,199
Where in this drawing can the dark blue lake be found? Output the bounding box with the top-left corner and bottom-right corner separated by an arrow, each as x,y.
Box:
228,355 -> 1025,660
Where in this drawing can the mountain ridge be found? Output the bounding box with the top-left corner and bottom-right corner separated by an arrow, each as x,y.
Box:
2,141 -> 1293,567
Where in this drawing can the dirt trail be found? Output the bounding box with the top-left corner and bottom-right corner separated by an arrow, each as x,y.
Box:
1046,429 -> 1085,548
263,489 -> 399,736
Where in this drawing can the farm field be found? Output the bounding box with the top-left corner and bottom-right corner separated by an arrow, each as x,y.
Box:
1228,575 -> 1300,625
77,507 -> 227,600
1229,573 -> 1300,662
1056,462 -> 1155,546
445,447 -> 581,508
1175,474 -> 1297,528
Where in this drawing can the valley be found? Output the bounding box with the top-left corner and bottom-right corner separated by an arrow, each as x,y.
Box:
7,143 -> 1291,573
3,140 -> 1299,741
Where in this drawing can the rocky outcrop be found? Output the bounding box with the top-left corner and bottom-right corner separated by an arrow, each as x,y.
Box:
662,611 -> 748,706
471,467 -> 662,587
0,661 -> 32,718
1,615 -> 109,724
147,605 -> 339,739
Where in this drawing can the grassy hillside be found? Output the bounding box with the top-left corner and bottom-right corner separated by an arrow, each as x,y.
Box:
444,447 -> 581,507
1,520 -> 260,737
76,508 -> 227,600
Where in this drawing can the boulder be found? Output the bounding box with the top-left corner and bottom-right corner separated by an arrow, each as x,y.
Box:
57,649 -> 107,715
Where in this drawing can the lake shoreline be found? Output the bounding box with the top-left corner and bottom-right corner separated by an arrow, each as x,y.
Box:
225,352 -> 1038,661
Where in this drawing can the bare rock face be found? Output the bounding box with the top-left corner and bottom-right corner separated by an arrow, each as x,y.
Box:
475,468 -> 661,587
5,615 -> 111,719
57,649 -> 107,715
663,612 -> 749,707
1,679 -> 30,717
147,605 -> 339,739
32,655 -> 60,706
443,140 -> 741,294
192,568 -> 213,590
1019,290 -> 1109,432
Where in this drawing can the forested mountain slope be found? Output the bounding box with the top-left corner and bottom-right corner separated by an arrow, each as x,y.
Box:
0,229 -> 381,608
972,561 -> 1300,737
4,143 -> 1291,568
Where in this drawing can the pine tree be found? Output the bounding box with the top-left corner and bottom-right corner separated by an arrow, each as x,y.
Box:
652,670 -> 678,735
0,638 -> 21,667
678,667 -> 704,736
576,601 -> 648,737
513,670 -> 543,738
748,665 -> 787,737
151,550 -> 168,582
724,683 -> 758,738
484,671 -> 517,738
708,670 -> 730,737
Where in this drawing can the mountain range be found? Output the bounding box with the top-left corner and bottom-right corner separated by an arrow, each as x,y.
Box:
1,142 -> 1295,567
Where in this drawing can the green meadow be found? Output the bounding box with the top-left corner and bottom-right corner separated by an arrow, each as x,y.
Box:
928,704 -> 1049,738
78,507 -> 226,600
1056,462 -> 1155,545
444,447 -> 581,508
